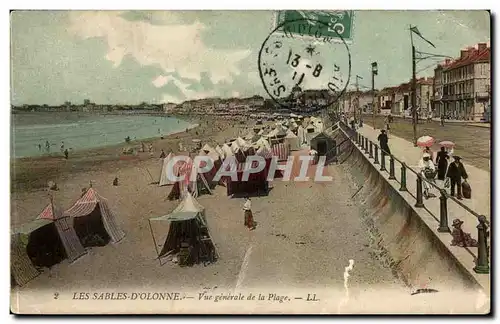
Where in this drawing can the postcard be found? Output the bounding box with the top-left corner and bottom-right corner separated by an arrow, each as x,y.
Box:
10,10 -> 491,314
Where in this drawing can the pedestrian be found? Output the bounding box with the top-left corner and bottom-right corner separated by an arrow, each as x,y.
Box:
423,146 -> 433,162
45,140 -> 50,153
435,146 -> 449,181
159,149 -> 166,159
64,148 -> 69,159
309,148 -> 318,165
38,143 -> 42,151
243,197 -> 255,230
377,129 -> 391,155
446,156 -> 468,199
440,115 -> 445,127
60,141 -> 65,153
141,142 -> 145,152
419,152 -> 436,199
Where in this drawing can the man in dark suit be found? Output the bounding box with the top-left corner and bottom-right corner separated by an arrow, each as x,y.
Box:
446,156 -> 468,199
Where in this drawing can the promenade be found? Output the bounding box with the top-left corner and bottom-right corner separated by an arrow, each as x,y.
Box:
351,123 -> 491,291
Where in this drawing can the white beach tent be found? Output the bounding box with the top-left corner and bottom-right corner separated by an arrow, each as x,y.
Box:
285,130 -> 300,151
159,153 -> 175,186
201,144 -> 213,154
255,137 -> 271,150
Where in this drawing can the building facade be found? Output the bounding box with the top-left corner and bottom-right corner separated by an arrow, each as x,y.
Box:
432,43 -> 490,121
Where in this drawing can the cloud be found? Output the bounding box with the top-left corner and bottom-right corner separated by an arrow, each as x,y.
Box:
68,11 -> 251,86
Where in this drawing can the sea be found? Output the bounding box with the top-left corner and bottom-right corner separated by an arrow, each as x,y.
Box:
11,112 -> 194,158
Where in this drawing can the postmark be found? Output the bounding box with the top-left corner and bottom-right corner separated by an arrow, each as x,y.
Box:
258,18 -> 351,113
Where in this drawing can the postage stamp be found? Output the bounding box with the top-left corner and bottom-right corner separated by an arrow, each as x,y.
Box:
272,10 -> 355,44
258,18 -> 351,113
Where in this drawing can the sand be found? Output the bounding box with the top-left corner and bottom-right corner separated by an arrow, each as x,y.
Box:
10,114 -> 427,314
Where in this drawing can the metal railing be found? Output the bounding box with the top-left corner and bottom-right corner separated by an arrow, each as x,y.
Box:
339,121 -> 489,275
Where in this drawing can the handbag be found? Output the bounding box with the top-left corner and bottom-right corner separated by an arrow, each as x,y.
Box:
462,180 -> 471,199
444,177 -> 450,188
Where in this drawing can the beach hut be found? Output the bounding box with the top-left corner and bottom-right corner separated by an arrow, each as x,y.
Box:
309,132 -> 337,163
148,192 -> 218,266
64,188 -> 125,247
284,130 -> 300,151
159,152 -> 175,186
224,154 -> 270,197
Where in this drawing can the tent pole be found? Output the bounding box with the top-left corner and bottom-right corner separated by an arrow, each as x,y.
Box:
148,220 -> 162,266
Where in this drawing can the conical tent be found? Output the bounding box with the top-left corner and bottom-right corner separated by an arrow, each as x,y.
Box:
159,153 -> 175,186
201,144 -> 212,153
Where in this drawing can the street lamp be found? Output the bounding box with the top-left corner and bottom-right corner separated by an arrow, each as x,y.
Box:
371,62 -> 378,129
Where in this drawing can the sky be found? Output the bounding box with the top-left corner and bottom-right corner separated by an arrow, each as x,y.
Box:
10,10 -> 490,105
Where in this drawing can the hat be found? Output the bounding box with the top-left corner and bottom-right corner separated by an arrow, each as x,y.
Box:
452,219 -> 464,227
423,153 -> 431,158
453,155 -> 461,160
381,129 -> 386,133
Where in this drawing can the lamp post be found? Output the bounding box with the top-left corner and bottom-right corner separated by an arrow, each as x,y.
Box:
371,62 -> 378,129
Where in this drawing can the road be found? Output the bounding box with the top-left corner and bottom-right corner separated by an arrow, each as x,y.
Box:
362,116 -> 490,171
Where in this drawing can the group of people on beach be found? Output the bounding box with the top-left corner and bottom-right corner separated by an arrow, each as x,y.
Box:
37,140 -> 69,159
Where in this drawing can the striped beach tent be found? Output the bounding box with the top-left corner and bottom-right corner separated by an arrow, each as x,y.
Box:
64,188 -> 125,245
271,143 -> 290,161
37,202 -> 87,263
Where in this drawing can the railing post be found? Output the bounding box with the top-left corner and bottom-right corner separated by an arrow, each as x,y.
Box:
358,134 -> 361,145
355,133 -> 359,144
389,155 -> 396,179
365,138 -> 369,154
369,142 -> 373,158
474,215 -> 490,274
399,162 -> 408,191
415,174 -> 425,207
380,150 -> 386,171
360,135 -> 364,149
373,145 -> 379,164
437,189 -> 450,232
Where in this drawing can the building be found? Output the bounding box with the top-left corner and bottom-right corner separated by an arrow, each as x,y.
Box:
432,43 -> 490,121
163,103 -> 177,113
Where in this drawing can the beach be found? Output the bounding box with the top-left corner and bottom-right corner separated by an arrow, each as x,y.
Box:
10,113 -> 482,314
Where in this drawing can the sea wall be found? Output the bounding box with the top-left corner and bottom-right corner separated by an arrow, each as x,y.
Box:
334,128 -> 480,290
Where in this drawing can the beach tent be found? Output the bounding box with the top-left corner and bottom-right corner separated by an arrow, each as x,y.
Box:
201,144 -> 213,154
64,188 -> 125,247
11,201 -> 88,286
271,142 -> 290,161
297,125 -> 306,145
310,132 -> 337,163
225,157 -> 270,197
148,192 -> 218,266
11,228 -> 41,287
167,159 -> 212,200
285,130 -> 300,151
159,153 -> 175,186
255,137 -> 271,150
36,202 -> 87,262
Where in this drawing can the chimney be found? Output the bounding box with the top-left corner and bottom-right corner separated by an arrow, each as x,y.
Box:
467,46 -> 476,55
445,58 -> 451,65
478,43 -> 487,51
460,50 -> 468,59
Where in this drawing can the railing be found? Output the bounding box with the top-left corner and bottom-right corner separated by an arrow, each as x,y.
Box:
339,121 -> 489,275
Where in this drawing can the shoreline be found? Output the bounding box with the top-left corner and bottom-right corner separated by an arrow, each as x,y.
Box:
10,114 -> 247,193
